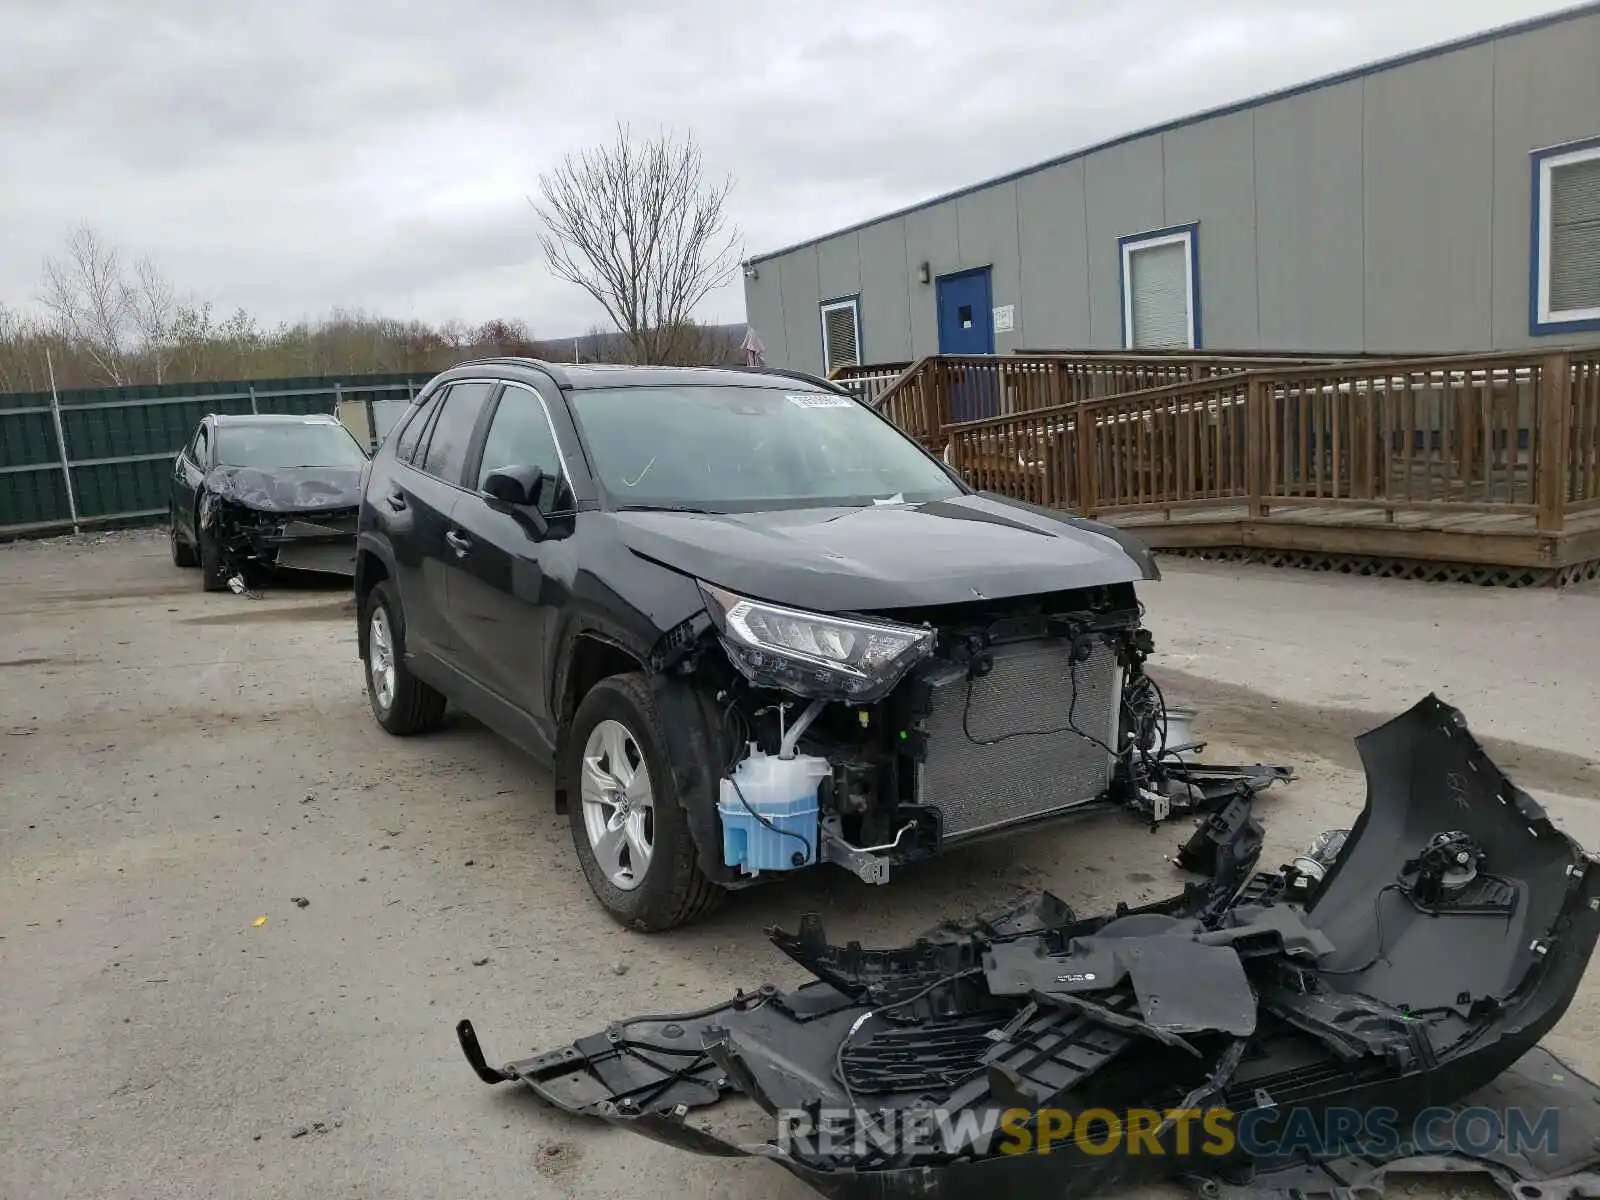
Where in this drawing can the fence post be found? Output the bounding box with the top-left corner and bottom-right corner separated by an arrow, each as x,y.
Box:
44,348 -> 81,536
248,384 -> 258,414
364,396 -> 378,451
333,381 -> 343,418
1246,376 -> 1265,517
1536,353 -> 1571,536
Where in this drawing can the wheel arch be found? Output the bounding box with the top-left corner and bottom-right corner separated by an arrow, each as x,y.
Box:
354,535 -> 398,660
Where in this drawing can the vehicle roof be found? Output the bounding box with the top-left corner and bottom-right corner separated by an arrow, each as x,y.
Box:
209,413 -> 342,425
560,364 -> 835,391
437,357 -> 847,395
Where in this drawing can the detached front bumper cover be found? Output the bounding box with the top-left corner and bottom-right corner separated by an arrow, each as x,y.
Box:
458,696 -> 1600,1200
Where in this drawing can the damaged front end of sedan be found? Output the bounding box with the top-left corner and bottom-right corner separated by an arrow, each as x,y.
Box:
643,571 -> 1288,896
198,466 -> 363,586
460,696 -> 1600,1200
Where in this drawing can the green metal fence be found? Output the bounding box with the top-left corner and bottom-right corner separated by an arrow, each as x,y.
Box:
0,372 -> 431,537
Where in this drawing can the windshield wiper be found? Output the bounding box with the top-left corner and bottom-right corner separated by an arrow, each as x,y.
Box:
615,503 -> 723,515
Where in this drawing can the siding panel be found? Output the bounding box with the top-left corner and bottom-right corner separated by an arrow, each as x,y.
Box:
777,247 -> 824,372
904,203 -> 960,356
1362,43 -> 1496,352
955,182 -> 1024,350
1162,111 -> 1259,350
858,218 -> 914,363
1084,135 -> 1164,347
742,268 -> 789,366
1253,79 -> 1366,352
1017,160 -> 1093,348
817,232 -> 862,306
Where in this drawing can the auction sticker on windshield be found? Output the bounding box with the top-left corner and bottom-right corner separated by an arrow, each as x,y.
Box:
785,394 -> 855,408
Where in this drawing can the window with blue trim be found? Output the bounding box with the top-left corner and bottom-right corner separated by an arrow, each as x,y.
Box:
1119,225 -> 1200,350
820,297 -> 862,372
1531,138 -> 1600,335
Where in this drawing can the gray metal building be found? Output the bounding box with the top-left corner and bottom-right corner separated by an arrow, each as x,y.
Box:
742,3 -> 1600,375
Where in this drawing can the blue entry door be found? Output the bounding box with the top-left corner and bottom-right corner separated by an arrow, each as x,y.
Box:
935,267 -> 997,421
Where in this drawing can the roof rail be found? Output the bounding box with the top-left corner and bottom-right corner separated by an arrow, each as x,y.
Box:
444,356 -> 572,388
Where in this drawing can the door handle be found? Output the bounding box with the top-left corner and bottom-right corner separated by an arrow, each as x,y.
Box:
384,490 -> 407,512
445,530 -> 472,557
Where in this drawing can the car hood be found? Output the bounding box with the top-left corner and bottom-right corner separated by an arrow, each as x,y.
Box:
612,493 -> 1156,612
203,465 -> 365,513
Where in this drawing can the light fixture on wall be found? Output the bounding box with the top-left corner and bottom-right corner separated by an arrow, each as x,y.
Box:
741,261 -> 758,280
918,262 -> 931,285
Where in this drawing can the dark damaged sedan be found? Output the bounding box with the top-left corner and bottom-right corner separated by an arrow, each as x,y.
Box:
353,359 -> 1188,931
169,412 -> 369,591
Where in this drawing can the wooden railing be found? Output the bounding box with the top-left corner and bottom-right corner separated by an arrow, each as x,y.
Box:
932,350 -> 1600,536
829,361 -> 912,406
863,352 -> 1356,446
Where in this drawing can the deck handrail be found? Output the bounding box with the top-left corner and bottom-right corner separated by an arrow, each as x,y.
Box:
870,350 -> 1599,536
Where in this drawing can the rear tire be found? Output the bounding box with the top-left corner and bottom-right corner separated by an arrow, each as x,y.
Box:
362,580 -> 446,736
565,673 -> 724,932
170,510 -> 197,568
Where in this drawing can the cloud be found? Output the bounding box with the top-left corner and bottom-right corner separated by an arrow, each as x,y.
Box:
0,0 -> 1575,337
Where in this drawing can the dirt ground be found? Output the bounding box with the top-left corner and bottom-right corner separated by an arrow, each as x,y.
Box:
1,530 -> 1597,1200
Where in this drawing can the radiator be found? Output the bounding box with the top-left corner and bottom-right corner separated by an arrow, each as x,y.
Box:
914,638 -> 1122,840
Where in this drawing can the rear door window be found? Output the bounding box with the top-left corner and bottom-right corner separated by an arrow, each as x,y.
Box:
394,392 -> 442,465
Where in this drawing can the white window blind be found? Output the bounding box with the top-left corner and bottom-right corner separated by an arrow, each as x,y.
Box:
1127,240 -> 1192,349
1549,156 -> 1600,315
821,300 -> 860,372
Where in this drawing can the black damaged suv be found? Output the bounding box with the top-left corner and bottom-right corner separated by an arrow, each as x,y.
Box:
354,359 -> 1158,931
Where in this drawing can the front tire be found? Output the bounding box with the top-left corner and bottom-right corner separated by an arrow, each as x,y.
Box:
197,523 -> 230,592
565,673 -> 723,932
362,580 -> 446,736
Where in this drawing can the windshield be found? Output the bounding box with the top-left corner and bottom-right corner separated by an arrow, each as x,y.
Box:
216,421 -> 368,469
565,385 -> 962,511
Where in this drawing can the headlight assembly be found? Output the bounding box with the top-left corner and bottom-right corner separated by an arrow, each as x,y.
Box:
699,582 -> 934,703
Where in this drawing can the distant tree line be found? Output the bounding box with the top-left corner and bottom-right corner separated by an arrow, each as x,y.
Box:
0,225 -> 742,394
2,127 -> 747,395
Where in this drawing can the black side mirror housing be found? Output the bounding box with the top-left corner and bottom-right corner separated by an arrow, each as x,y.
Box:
483,464 -> 549,538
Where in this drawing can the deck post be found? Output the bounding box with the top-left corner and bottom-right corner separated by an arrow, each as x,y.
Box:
1246,375 -> 1266,517
1075,407 -> 1096,517
1536,353 -> 1571,536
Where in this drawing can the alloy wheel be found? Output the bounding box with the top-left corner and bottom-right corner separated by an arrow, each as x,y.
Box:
579,719 -> 655,891
368,604 -> 397,713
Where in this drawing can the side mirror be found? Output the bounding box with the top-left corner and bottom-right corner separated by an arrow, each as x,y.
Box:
483,464 -> 549,538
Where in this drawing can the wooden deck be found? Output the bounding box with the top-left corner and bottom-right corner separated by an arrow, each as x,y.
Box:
847,349 -> 1600,585
1103,502 -> 1600,575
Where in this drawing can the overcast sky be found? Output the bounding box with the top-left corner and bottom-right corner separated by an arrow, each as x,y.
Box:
0,0 -> 1579,338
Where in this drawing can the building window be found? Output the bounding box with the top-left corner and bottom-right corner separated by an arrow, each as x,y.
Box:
820,296 -> 862,372
1119,224 -> 1200,349
1531,137 -> 1600,335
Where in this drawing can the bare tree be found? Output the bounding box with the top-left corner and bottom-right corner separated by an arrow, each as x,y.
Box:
127,256 -> 177,384
532,124 -> 742,365
40,224 -> 133,385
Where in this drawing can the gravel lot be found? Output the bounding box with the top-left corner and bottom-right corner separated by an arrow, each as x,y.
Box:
2,530 -> 1598,1200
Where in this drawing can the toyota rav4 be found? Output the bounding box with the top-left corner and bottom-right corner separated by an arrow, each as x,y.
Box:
353,359 -> 1170,931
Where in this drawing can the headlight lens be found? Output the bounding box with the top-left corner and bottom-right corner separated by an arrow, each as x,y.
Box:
699,582 -> 934,703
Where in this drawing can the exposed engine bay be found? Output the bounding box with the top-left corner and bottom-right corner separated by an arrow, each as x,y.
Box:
198,465 -> 361,586
652,578 -> 1288,887
460,697 -> 1600,1200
